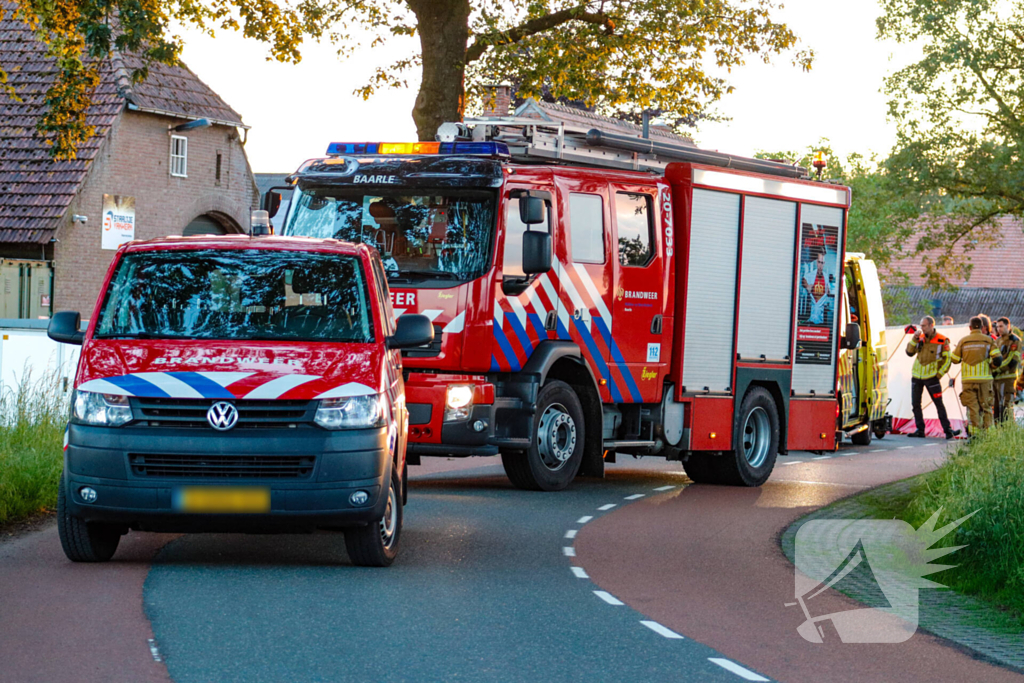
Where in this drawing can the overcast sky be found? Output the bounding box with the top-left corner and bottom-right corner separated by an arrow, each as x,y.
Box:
176,0 -> 922,173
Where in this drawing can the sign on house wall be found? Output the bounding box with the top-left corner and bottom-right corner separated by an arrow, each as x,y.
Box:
101,194 -> 136,250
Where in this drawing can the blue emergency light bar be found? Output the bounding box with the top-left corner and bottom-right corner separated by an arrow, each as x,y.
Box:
325,141 -> 510,157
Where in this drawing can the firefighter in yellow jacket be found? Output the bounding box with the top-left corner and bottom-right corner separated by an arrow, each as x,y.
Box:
906,316 -> 956,438
992,316 -> 1021,422
951,316 -> 1003,434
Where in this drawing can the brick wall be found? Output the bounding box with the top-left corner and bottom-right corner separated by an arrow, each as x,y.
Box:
55,110 -> 258,316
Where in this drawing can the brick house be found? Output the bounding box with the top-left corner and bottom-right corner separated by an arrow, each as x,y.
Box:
0,7 -> 258,318
883,216 -> 1024,325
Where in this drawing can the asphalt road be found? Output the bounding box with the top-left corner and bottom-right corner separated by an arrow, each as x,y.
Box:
1,435 -> 1017,682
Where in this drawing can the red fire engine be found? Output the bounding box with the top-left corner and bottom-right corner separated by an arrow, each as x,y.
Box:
270,119 -> 857,491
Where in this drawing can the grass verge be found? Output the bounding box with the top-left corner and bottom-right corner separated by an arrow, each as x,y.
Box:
0,371 -> 67,527
860,422 -> 1024,624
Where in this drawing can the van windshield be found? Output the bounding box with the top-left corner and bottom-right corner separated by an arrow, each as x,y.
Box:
281,187 -> 495,284
95,249 -> 374,343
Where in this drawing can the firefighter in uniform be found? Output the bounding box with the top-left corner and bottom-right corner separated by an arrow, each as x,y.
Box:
951,316 -> 1003,435
906,316 -> 956,438
992,316 -> 1020,422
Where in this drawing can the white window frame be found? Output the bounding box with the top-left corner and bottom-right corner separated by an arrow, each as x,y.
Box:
170,135 -> 188,178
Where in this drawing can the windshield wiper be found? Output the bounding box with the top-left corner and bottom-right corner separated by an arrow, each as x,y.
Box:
94,332 -> 178,340
390,270 -> 460,281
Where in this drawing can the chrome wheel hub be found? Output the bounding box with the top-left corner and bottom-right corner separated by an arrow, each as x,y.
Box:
537,403 -> 576,471
742,406 -> 771,468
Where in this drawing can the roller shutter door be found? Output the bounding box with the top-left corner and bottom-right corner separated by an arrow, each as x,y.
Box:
682,189 -> 740,393
737,197 -> 797,361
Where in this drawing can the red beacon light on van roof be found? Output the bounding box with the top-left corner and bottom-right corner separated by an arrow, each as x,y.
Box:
325,141 -> 510,158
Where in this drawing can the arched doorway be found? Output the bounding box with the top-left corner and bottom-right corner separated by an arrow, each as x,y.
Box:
183,211 -> 243,236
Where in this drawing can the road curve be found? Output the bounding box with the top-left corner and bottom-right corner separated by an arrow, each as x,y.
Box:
1,439 -> 1019,682
576,437 -> 1024,683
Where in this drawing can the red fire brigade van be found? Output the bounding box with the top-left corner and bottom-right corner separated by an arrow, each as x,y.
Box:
269,120 -> 859,491
48,236 -> 433,566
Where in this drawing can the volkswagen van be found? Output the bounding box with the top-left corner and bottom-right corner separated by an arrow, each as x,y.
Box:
48,235 -> 432,566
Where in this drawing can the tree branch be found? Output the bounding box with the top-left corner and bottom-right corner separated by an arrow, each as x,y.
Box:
465,6 -> 615,64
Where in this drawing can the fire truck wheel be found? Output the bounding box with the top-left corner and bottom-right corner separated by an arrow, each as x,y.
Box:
501,380 -> 585,491
850,426 -> 872,446
720,387 -> 779,486
57,478 -> 121,562
682,453 -> 718,484
345,468 -> 402,567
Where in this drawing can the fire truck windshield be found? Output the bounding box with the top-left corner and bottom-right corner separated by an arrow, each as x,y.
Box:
94,249 -> 374,343
281,187 -> 495,284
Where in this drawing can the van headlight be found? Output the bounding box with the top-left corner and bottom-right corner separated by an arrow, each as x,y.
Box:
315,394 -> 385,430
73,390 -> 133,427
444,384 -> 474,421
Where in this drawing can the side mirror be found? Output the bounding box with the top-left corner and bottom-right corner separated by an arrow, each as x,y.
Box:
48,311 -> 84,345
843,322 -> 861,350
521,230 -> 552,275
387,313 -> 434,349
263,191 -> 283,218
519,196 -> 545,225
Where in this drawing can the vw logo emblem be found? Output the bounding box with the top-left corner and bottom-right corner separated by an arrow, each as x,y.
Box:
207,401 -> 239,431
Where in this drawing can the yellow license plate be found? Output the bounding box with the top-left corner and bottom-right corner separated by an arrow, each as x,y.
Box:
173,487 -> 271,513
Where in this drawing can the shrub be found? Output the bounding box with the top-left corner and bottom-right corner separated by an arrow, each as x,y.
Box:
0,369 -> 69,526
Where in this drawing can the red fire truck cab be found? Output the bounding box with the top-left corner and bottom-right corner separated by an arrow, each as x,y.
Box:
272,121 -> 856,491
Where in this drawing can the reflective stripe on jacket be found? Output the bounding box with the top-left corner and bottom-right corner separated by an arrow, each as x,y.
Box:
906,332 -> 951,379
993,333 -> 1021,380
952,331 -> 1001,383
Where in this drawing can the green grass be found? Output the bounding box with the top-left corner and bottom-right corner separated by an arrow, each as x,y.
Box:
0,370 -> 68,527
862,422 -> 1024,622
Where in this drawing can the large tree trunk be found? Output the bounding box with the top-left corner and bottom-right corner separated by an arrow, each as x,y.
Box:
407,0 -> 471,141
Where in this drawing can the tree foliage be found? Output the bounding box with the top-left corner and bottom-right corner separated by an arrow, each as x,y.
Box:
878,0 -> 1024,288
1,0 -> 813,158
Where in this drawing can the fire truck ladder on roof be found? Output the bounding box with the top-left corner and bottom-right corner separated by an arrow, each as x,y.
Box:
456,117 -> 808,179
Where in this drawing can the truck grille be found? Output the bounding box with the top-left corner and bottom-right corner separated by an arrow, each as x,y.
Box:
129,453 -> 316,479
132,398 -> 313,429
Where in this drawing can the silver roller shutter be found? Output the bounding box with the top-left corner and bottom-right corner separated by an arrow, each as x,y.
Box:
792,204 -> 845,395
682,189 -> 740,393
737,197 -> 797,361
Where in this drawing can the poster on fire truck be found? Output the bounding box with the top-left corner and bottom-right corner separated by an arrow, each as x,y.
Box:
101,194 -> 136,250
795,222 -> 840,365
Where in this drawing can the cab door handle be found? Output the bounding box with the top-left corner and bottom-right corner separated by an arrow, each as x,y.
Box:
651,314 -> 663,335
544,310 -> 557,331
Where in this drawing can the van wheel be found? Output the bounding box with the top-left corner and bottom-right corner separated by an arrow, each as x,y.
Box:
57,479 -> 121,562
851,426 -> 872,446
501,380 -> 585,491
716,387 -> 779,486
345,468 -> 402,567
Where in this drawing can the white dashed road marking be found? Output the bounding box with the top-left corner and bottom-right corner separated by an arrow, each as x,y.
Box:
598,504 -> 617,511
925,443 -> 941,447
577,515 -> 593,524
708,658 -> 769,681
593,591 -> 624,606
868,448 -> 884,452
624,494 -> 645,500
812,456 -> 831,460
571,566 -> 589,579
653,485 -> 676,491
898,446 -> 914,450
147,639 -> 162,663
565,529 -> 578,539
563,547 -> 576,557
782,461 -> 802,466
640,620 -> 684,639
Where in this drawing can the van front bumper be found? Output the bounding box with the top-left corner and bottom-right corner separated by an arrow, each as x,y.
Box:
63,423 -> 390,532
